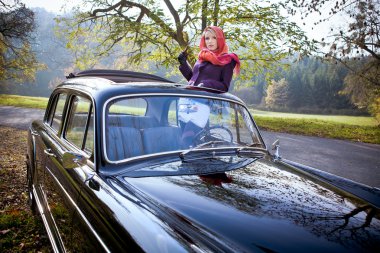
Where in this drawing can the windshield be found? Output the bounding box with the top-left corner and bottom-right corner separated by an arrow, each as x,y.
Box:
104,95 -> 264,163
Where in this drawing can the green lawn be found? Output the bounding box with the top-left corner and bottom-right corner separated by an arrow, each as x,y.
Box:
254,116 -> 380,144
1,94 -> 379,144
0,94 -> 48,109
251,109 -> 377,127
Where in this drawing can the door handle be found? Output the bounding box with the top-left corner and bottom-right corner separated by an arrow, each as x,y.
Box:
44,148 -> 57,157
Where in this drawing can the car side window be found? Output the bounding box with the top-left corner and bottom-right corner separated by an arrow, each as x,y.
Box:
65,95 -> 93,152
84,107 -> 94,154
51,93 -> 67,132
168,99 -> 178,126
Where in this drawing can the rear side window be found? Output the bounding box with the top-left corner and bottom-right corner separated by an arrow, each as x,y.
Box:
50,93 -> 67,132
168,99 -> 178,126
84,107 -> 94,153
65,95 -> 93,153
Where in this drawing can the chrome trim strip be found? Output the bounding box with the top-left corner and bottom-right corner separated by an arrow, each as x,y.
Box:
33,185 -> 60,253
102,93 -> 264,164
45,166 -> 111,253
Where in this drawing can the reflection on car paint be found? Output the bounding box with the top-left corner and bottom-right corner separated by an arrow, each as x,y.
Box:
125,160 -> 380,252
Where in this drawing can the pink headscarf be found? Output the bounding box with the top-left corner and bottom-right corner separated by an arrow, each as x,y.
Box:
198,26 -> 240,74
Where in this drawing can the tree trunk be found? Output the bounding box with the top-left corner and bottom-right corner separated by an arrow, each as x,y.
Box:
201,0 -> 208,31
213,0 -> 219,26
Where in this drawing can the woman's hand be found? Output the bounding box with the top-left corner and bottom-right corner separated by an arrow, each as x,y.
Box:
177,51 -> 188,65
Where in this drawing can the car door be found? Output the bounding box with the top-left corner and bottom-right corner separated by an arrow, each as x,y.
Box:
37,91 -> 98,252
33,92 -> 76,251
57,93 -> 104,252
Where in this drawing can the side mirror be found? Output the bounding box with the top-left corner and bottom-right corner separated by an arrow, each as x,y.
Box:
271,139 -> 280,160
62,151 -> 87,169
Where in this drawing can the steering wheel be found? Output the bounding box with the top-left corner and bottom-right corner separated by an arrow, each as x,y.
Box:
193,125 -> 233,145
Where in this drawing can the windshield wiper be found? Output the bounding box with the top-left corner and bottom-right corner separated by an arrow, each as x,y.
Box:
179,141 -> 265,162
236,142 -> 266,155
179,141 -> 228,162
237,142 -> 263,151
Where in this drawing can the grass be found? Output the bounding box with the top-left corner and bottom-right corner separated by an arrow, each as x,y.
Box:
251,109 -> 378,127
0,126 -> 51,252
1,94 -> 379,144
254,116 -> 380,144
0,94 -> 48,110
0,210 -> 50,252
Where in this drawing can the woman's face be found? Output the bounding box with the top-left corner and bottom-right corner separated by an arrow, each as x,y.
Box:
204,30 -> 218,51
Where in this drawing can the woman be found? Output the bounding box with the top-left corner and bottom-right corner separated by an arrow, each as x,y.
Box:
178,26 -> 240,92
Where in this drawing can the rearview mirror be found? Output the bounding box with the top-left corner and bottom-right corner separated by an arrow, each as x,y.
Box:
62,151 -> 87,169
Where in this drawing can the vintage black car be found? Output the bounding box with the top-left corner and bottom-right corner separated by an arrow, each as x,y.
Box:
26,69 -> 380,252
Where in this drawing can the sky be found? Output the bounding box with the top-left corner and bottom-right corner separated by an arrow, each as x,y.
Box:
23,0 -> 70,13
22,0 -> 347,42
21,0 -> 67,13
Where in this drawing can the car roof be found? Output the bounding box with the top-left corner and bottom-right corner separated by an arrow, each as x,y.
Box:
57,69 -> 244,104
66,69 -> 174,83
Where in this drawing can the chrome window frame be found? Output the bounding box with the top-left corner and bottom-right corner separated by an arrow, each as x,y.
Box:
43,88 -> 97,169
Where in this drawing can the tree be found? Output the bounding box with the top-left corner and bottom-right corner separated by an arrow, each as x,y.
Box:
0,0 -> 43,82
265,78 -> 290,109
285,0 -> 379,62
341,58 -> 380,123
57,0 -> 315,84
285,0 -> 380,120
231,84 -> 265,105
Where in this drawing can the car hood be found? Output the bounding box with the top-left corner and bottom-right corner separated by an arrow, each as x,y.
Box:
118,158 -> 380,252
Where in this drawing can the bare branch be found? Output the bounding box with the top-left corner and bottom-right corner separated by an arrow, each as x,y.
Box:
90,1 -> 177,39
91,1 -> 124,17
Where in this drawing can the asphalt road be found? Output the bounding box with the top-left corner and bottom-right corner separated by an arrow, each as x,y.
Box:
1,105 -> 379,188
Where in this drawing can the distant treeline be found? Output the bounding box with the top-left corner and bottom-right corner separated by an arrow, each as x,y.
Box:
232,57 -> 367,115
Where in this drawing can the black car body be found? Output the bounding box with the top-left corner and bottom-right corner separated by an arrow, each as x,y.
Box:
26,70 -> 380,252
